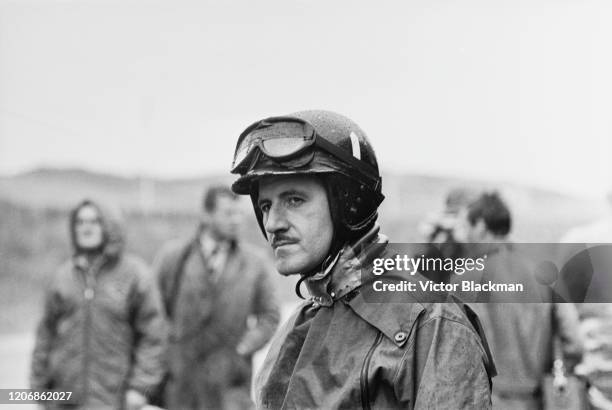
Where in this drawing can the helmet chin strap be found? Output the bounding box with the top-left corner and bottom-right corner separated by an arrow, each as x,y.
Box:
295,248 -> 342,299
295,173 -> 352,282
294,224 -> 382,299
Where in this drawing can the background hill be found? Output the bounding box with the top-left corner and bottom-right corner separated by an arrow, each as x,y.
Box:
0,167 -> 605,334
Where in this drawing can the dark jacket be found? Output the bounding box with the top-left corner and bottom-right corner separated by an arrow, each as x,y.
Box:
154,228 -> 280,409
255,231 -> 494,409
460,243 -> 583,410
30,200 -> 167,409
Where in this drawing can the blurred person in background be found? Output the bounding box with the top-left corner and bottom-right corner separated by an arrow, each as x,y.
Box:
231,110 -> 495,409
420,187 -> 479,258
562,189 -> 612,409
30,199 -> 167,410
154,185 -> 280,410
453,191 -> 583,410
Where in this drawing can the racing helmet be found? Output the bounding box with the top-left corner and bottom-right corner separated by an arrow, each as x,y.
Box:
231,110 -> 385,242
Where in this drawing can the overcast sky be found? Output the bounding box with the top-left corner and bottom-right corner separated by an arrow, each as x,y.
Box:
1,0 -> 611,197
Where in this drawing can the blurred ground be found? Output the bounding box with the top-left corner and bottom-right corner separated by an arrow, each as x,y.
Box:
0,303 -> 299,410
0,333 -> 36,410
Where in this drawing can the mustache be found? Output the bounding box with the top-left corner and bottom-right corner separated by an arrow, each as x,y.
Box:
270,234 -> 299,249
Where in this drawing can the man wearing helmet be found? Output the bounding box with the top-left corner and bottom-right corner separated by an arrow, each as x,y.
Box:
231,110 -> 495,409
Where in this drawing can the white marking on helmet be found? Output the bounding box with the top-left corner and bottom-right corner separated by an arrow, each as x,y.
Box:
350,132 -> 361,160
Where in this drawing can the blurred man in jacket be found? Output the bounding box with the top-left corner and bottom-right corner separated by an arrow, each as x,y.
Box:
30,199 -> 167,410
230,110 -> 496,409
154,185 -> 280,410
453,191 -> 583,410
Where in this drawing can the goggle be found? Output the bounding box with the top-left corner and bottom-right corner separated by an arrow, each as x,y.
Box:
231,117 -> 379,183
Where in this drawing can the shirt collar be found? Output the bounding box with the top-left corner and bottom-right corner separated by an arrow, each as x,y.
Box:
199,229 -> 234,257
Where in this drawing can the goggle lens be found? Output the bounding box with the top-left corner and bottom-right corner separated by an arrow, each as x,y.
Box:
261,137 -> 310,157
232,121 -> 315,171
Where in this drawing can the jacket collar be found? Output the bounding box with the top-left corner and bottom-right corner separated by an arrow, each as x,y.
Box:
303,225 -> 388,307
341,238 -> 429,347
302,228 -> 448,347
345,293 -> 426,347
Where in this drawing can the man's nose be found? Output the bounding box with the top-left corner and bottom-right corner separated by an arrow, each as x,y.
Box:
264,204 -> 289,234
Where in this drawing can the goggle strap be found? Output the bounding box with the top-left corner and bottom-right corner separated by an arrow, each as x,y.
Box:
314,136 -> 380,182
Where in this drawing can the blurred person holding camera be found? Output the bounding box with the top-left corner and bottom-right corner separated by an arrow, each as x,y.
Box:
453,191 -> 583,410
153,185 -> 280,410
30,199 -> 167,410
420,187 -> 479,258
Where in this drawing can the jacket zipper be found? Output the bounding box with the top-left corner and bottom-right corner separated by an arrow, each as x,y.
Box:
82,266 -> 96,402
360,331 -> 384,410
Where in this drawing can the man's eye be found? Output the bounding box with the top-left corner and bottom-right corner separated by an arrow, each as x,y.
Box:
260,203 -> 271,213
287,197 -> 304,207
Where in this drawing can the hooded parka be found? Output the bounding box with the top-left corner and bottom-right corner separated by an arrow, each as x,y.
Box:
30,200 -> 167,409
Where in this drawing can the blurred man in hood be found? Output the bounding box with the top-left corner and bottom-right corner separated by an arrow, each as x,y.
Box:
30,199 -> 167,410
